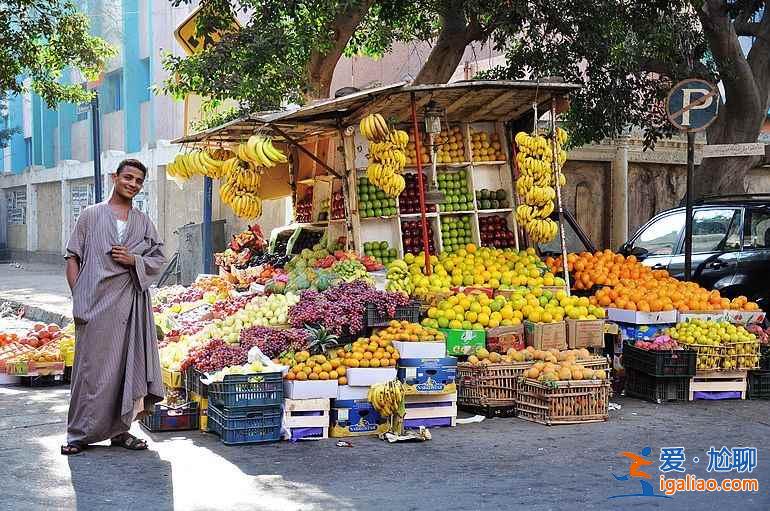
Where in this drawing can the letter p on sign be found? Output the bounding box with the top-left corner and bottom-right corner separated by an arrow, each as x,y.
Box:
681,88 -> 714,126
666,79 -> 719,132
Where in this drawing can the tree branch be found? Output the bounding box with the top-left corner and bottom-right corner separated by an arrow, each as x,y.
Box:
306,0 -> 373,99
746,2 -> 770,103
694,0 -> 763,140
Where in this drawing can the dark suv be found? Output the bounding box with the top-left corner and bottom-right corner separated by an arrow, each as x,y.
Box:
618,195 -> 770,310
536,196 -> 770,311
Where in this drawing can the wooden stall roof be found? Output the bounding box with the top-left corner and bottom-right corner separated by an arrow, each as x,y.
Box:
173,80 -> 580,145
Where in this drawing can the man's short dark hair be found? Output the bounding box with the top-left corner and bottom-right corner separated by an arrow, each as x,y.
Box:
116,159 -> 147,177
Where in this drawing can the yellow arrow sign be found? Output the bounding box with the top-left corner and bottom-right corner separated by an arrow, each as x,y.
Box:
174,6 -> 240,56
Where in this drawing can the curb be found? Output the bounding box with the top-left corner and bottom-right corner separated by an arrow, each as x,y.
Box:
0,299 -> 71,326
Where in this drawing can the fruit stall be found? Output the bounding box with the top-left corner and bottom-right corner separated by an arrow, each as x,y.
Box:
4,80 -> 770,446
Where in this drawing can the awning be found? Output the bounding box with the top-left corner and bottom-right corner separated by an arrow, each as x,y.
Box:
173,79 -> 580,145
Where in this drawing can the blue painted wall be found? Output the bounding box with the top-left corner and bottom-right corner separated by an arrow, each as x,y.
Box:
58,71 -> 74,161
122,0 -> 142,153
8,95 -> 26,173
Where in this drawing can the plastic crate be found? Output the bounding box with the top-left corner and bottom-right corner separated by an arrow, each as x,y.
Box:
760,345 -> 770,370
748,370 -> 770,399
366,301 -> 421,328
622,343 -> 696,378
140,402 -> 200,432
184,366 -> 208,398
208,372 -> 283,409
207,403 -> 282,445
624,368 -> 689,403
20,373 -> 66,387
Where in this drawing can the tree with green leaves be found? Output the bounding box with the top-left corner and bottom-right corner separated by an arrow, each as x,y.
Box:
162,0 -> 514,114
165,0 -> 769,198
0,1 -> 113,146
484,0 -> 770,198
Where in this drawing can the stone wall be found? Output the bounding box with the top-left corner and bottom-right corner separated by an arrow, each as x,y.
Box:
35,181 -> 62,253
561,160 -> 610,249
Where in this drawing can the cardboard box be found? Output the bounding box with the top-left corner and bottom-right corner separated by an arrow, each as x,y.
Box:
337,384 -> 370,401
724,310 -> 766,325
618,323 -> 673,342
283,380 -> 338,399
678,310 -> 727,323
392,341 -> 446,359
329,399 -> 387,437
486,325 -> 525,353
524,321 -> 567,350
606,308 -> 678,325
566,319 -> 605,349
345,367 -> 397,387
441,328 -> 486,356
397,357 -> 457,394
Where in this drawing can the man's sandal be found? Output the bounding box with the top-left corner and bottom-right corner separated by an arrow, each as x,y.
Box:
61,442 -> 87,455
110,432 -> 148,451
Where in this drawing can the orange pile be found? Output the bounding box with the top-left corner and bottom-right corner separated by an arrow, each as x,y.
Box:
546,250 -> 667,290
549,251 -> 760,312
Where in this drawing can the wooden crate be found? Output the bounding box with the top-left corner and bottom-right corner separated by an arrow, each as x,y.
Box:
283,398 -> 331,440
516,378 -> 610,425
689,370 -> 747,401
457,362 -> 531,408
404,393 -> 457,428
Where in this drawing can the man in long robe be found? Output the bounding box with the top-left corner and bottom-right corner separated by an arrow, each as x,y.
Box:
62,159 -> 166,454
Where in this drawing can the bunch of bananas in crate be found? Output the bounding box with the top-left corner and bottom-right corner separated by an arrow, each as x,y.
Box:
368,379 -> 406,434
235,135 -> 288,168
219,159 -> 263,218
514,128 -> 569,243
167,148 -> 233,180
385,260 -> 413,296
360,113 -> 409,197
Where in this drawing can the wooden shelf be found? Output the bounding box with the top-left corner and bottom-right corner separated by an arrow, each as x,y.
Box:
439,210 -> 475,215
399,212 -> 439,219
477,208 -> 513,214
472,160 -> 507,166
360,215 -> 398,221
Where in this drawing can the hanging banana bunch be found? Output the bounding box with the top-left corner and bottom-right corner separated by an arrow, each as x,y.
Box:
219,159 -> 263,219
514,127 -> 569,243
166,148 -> 235,181
360,113 -> 409,198
235,134 -> 288,169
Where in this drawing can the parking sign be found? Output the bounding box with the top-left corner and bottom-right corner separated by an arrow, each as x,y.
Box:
665,79 -> 719,132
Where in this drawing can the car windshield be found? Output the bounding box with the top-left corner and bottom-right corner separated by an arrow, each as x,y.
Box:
538,219 -> 590,255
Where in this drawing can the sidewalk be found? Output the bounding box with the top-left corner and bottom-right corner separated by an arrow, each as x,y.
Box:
0,262 -> 72,321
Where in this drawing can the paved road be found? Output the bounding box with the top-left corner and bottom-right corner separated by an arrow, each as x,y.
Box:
0,262 -> 71,319
1,383 -> 768,511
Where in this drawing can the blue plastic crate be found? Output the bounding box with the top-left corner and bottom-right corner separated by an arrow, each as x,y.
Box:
397,357 -> 457,392
208,372 -> 283,409
207,404 -> 282,445
140,401 -> 199,432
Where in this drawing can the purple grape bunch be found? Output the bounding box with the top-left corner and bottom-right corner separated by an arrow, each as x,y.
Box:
287,280 -> 410,336
181,339 -> 247,373
240,327 -> 310,359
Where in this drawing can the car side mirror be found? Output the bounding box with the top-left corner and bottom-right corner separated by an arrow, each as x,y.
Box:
631,246 -> 650,259
618,242 -> 629,254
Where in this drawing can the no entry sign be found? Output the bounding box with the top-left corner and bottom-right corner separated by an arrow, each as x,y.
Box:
665,79 -> 719,132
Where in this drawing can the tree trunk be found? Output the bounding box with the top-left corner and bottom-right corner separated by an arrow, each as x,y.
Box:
690,0 -> 769,199
414,3 -> 477,85
305,1 -> 373,100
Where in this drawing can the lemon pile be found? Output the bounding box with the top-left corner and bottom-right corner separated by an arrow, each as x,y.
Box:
422,288 -> 604,331
386,244 -> 565,299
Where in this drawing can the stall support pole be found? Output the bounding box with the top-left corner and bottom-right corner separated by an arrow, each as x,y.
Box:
202,176 -> 213,274
684,131 -> 695,281
410,92 -> 432,275
505,124 -> 522,251
550,101 -> 571,294
91,92 -> 103,202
